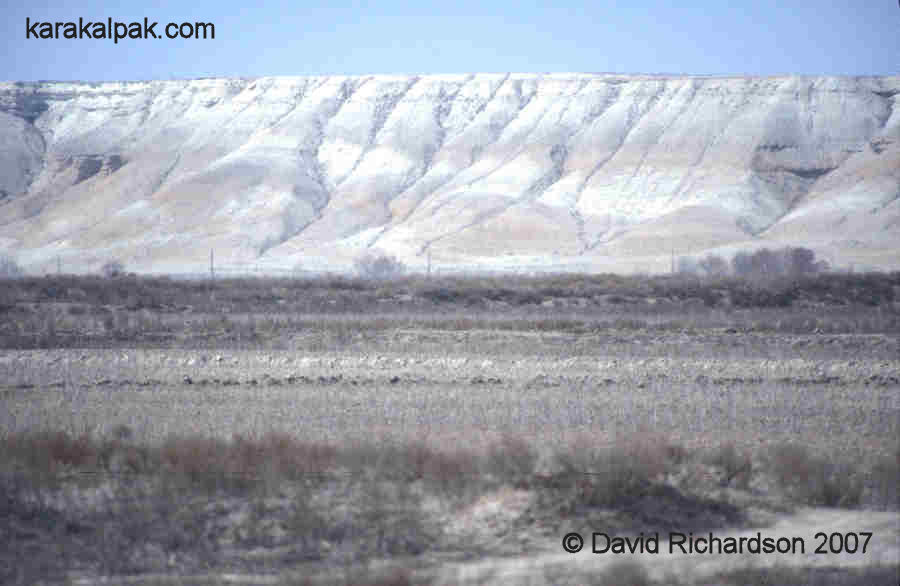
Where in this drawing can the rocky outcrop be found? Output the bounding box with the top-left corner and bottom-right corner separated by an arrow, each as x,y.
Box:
0,75 -> 897,273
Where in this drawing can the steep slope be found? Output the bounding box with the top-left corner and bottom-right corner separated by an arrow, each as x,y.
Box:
0,75 -> 897,274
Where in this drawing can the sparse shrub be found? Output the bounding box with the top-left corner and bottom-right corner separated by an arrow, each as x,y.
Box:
40,283 -> 65,300
110,423 -> 134,441
372,440 -> 482,496
354,250 -> 406,280
101,259 -> 125,277
485,434 -> 539,486
767,442 -> 863,507
732,251 -> 753,278
706,443 -> 753,489
554,435 -> 674,508
749,247 -> 783,278
676,256 -> 700,276
2,430 -> 100,473
159,432 -> 340,494
0,253 -> 24,277
508,289 -> 544,305
160,434 -> 259,493
355,477 -> 432,556
0,430 -> 106,494
784,246 -> 816,277
732,246 -> 828,281
698,253 -> 729,277
419,286 -> 460,303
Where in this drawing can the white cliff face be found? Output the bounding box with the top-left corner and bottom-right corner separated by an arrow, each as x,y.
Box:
0,74 -> 897,274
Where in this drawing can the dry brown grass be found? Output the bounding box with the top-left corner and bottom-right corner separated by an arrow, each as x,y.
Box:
2,424 -> 885,515
158,432 -> 339,493
552,433 -> 677,508
484,433 -> 540,486
0,430 -> 341,495
1,428 -> 682,511
767,442 -> 864,507
0,430 -> 114,495
706,442 -> 754,489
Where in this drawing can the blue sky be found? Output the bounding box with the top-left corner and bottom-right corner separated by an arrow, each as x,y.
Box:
3,0 -> 899,81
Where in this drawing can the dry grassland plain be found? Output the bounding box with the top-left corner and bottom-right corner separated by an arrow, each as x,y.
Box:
1,273 -> 899,585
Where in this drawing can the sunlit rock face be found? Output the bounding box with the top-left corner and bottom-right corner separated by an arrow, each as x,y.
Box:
0,74 -> 897,274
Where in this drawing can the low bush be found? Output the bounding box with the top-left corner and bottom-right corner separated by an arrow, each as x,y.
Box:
0,253 -> 24,278
1,430 -> 103,476
0,271 -> 898,317
485,434 -> 540,486
101,259 -> 125,278
355,250 -> 406,280
553,434 -> 675,508
767,442 -> 863,507
706,443 -> 753,489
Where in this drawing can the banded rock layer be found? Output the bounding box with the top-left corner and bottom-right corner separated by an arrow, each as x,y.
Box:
0,74 -> 897,273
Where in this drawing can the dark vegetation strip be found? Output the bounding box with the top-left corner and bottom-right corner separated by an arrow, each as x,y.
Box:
4,308 -> 899,349
1,271 -> 898,312
2,272 -> 899,348
3,429 -> 897,509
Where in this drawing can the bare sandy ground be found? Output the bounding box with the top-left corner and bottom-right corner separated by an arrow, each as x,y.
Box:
443,508 -> 899,585
61,508 -> 900,585
3,330 -> 898,585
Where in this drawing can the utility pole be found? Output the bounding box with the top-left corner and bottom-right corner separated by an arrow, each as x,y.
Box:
57,255 -> 61,276
427,250 -> 432,280
671,248 -> 675,275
